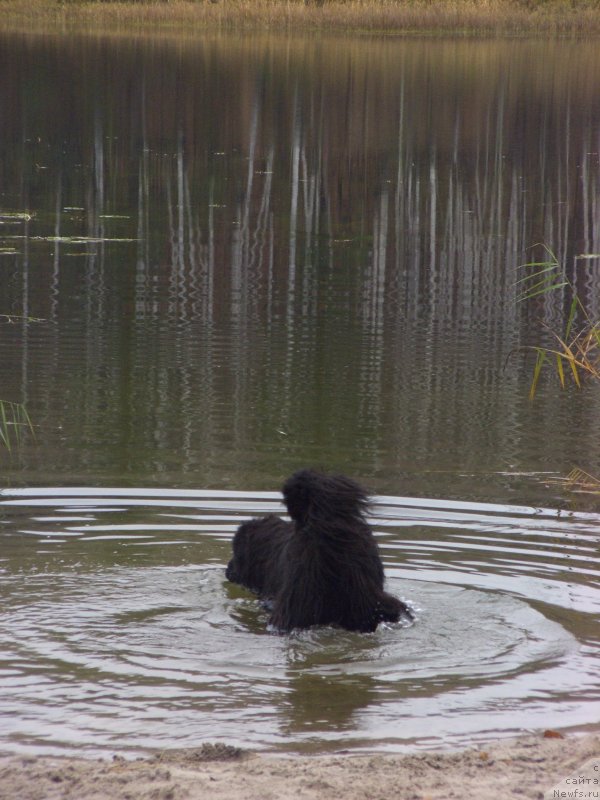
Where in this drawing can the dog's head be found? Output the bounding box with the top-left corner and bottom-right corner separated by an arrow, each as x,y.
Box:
282,469 -> 369,526
225,554 -> 242,585
226,516 -> 290,595
226,517 -> 258,587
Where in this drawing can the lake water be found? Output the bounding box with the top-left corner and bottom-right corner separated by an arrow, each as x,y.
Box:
0,31 -> 599,757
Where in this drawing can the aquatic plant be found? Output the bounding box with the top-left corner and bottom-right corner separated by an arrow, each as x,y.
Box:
0,314 -> 45,324
516,245 -> 600,400
564,468 -> 600,491
0,399 -> 34,452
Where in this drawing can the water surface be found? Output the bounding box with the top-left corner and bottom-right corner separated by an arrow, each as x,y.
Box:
1,487 -> 599,755
0,32 -> 599,756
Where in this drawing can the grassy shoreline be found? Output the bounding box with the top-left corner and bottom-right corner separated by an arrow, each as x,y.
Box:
2,0 -> 600,36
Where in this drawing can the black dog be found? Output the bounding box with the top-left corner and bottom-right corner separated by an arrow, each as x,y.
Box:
226,469 -> 412,632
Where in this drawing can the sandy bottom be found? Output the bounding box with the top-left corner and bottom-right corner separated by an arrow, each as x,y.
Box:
1,733 -> 599,800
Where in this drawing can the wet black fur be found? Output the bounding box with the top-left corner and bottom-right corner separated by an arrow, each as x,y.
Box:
225,469 -> 412,633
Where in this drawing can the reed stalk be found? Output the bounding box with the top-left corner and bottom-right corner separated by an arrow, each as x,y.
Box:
0,400 -> 34,452
515,245 -> 600,400
565,468 -> 600,490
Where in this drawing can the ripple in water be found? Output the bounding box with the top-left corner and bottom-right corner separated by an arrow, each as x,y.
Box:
0,487 -> 599,756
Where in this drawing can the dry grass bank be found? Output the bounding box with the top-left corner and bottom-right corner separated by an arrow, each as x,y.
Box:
1,0 -> 600,36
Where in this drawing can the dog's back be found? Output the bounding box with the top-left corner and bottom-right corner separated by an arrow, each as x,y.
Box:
226,469 -> 412,633
273,470 -> 409,632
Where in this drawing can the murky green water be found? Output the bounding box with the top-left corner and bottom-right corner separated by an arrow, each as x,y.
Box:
0,32 -> 599,756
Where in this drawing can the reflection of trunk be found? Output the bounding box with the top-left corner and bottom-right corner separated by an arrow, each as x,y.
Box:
4,36 -> 600,475
256,147 -> 274,315
365,186 -> 388,336
288,90 -> 300,329
52,172 -> 62,321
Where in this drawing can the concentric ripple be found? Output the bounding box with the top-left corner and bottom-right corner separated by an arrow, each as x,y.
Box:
0,487 -> 599,756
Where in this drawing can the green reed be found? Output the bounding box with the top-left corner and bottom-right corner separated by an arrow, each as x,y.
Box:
0,399 -> 34,452
516,245 -> 600,401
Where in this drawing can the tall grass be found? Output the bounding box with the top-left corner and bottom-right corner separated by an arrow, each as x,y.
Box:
2,0 -> 600,35
516,245 -> 600,400
0,399 -> 34,452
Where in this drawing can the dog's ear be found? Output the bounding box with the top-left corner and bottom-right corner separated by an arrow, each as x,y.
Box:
282,469 -> 369,524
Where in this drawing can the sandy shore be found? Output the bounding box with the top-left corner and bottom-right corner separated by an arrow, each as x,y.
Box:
1,733 -> 599,800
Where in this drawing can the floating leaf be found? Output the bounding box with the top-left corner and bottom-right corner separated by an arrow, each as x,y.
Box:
0,211 -> 34,221
30,236 -> 138,243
